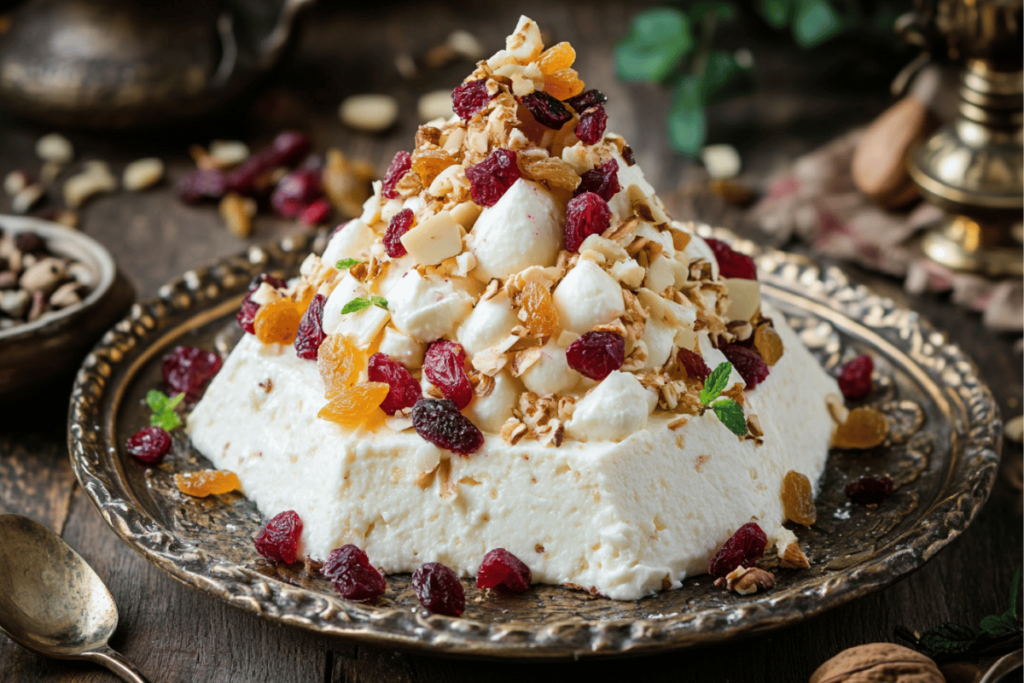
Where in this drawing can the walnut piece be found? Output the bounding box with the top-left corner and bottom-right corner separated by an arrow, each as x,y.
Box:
714,566 -> 775,595
809,643 -> 944,683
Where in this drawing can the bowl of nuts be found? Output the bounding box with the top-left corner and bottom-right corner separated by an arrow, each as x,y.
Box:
0,215 -> 134,400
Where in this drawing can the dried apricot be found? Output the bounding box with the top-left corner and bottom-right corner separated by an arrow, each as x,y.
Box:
318,334 -> 367,398
175,469 -> 242,497
318,382 -> 390,429
537,42 -> 576,75
780,471 -> 816,526
254,299 -> 303,345
832,407 -> 889,449
544,68 -> 585,101
754,324 -> 784,366
412,149 -> 456,187
521,281 -> 558,337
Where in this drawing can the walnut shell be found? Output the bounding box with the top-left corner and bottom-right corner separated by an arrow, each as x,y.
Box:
810,643 -> 945,683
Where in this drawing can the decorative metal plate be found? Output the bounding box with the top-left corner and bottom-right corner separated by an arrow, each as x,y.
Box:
68,228 -> 1002,659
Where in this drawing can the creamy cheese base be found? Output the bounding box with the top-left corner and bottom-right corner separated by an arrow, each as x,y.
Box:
188,309 -> 837,600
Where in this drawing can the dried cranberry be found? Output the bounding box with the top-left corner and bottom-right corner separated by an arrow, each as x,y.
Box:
271,169 -> 323,218
411,399 -> 484,455
381,150 -> 412,200
677,347 -> 711,381
565,89 -> 608,112
226,131 -> 312,195
254,510 -> 303,564
368,353 -> 422,415
294,294 -> 327,360
575,160 -> 620,202
411,562 -> 465,616
299,198 -> 332,226
566,331 -> 624,381
176,169 -> 226,203
720,345 -> 769,388
465,149 -> 521,207
162,346 -> 223,400
452,79 -> 493,120
520,92 -> 572,129
238,274 -> 287,334
708,522 -> 767,577
271,131 -> 313,167
564,192 -> 611,253
384,209 -> 414,258
705,238 -> 757,280
838,355 -> 874,401
621,145 -> 636,166
576,105 -> 608,145
476,549 -> 532,592
322,545 -> 386,602
423,341 -> 473,409
845,475 -> 893,505
125,426 -> 172,465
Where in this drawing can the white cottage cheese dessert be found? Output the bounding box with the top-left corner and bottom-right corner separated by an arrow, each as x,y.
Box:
189,17 -> 840,600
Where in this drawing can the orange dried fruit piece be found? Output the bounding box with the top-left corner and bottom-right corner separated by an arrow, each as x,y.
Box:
832,407 -> 889,449
521,156 -> 581,192
537,42 -> 576,76
318,334 -> 366,398
317,382 -> 390,429
254,298 -> 303,345
781,471 -> 816,526
412,149 -> 456,187
175,470 -> 242,497
521,280 -> 558,337
754,324 -> 784,366
544,68 -> 585,101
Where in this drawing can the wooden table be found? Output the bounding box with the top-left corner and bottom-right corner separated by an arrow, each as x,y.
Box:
1,3 -> 1020,681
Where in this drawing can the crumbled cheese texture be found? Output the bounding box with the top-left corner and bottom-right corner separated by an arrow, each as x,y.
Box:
188,15 -> 839,600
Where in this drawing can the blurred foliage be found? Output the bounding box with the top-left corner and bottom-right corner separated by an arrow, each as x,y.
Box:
615,0 -> 912,156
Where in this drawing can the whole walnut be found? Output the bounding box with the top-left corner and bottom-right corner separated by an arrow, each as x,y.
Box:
810,643 -> 945,683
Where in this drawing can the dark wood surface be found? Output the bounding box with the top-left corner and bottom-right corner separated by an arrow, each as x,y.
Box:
1,2 -> 1020,681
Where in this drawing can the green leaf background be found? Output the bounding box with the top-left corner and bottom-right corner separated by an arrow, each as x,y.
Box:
615,8 -> 694,83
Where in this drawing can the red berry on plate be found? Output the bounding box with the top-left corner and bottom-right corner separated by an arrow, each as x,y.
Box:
720,345 -> 769,389
476,549 -> 532,592
125,426 -> 172,465
322,545 -> 386,602
162,345 -> 223,400
411,399 -> 484,455
452,79 -> 493,121
412,562 -> 465,616
384,208 -> 414,258
708,522 -> 767,578
381,150 -> 412,200
837,355 -> 874,401
422,341 -> 473,409
705,238 -> 757,280
575,105 -> 607,145
677,347 -> 711,381
564,191 -> 611,253
520,91 -> 572,129
254,510 -> 303,564
367,353 -> 422,415
566,331 -> 624,381
465,149 -> 521,207
294,294 -> 327,361
574,160 -> 620,202
845,475 -> 893,505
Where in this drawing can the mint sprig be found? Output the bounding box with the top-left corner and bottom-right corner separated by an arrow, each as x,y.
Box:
699,361 -> 747,436
335,258 -> 362,270
699,362 -> 731,405
341,295 -> 388,315
147,390 -> 185,431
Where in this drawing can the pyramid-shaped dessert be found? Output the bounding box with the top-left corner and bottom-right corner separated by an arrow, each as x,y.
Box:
189,16 -> 840,600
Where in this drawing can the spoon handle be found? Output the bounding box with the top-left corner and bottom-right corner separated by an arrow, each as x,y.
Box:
87,645 -> 153,683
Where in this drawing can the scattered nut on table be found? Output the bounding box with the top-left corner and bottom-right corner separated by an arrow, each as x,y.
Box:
123,158 -> 165,191
64,161 -> 118,208
714,566 -> 775,595
209,140 -> 250,168
219,193 -> 257,238
11,183 -> 45,214
4,170 -> 33,195
35,133 -> 74,164
702,144 -> 742,180
809,643 -> 944,683
339,94 -> 399,133
418,89 -> 455,123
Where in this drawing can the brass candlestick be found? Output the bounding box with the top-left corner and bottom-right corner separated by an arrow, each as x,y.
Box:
900,0 -> 1023,277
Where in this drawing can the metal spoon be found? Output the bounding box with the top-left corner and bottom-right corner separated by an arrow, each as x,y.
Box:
0,514 -> 151,683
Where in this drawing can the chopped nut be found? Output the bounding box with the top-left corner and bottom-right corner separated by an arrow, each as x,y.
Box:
746,413 -> 763,437
499,417 -> 528,444
809,643 -> 944,683
220,193 -> 257,238
339,94 -> 399,133
826,393 -> 849,424
447,29 -> 484,60
64,161 -> 117,208
714,566 -> 775,595
209,140 -> 250,168
123,158 -> 165,191
779,540 -> 810,569
323,150 -> 376,218
36,133 -> 74,164
418,90 -> 455,123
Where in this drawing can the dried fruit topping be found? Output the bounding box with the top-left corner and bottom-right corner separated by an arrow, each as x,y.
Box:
254,298 -> 303,346
423,341 -> 473,409
175,470 -> 242,497
575,105 -> 607,145
270,131 -> 314,167
677,347 -> 712,382
254,510 -> 303,564
705,238 -> 757,280
162,345 -> 223,400
575,160 -> 620,202
368,353 -> 422,415
176,168 -> 226,203
225,131 -> 312,195
452,79 -> 493,121
411,562 -> 465,616
521,281 -> 558,338
125,426 -> 172,465
318,334 -> 367,398
845,475 -> 894,505
564,191 -> 611,253
520,91 -> 572,129
411,399 -> 484,455
537,42 -> 576,75
565,89 -> 608,112
476,548 -> 532,592
838,355 -> 874,401
708,522 -> 767,578
753,324 -> 784,366
621,145 -> 636,166
543,69 -> 585,101
384,208 -> 415,258
271,168 -> 323,218
832,407 -> 889,449
781,471 -> 817,526
317,382 -> 390,429
566,331 -> 625,380
322,545 -> 386,602
412,149 -> 456,186
720,345 -> 770,388
381,150 -> 412,200
294,293 -> 327,361
299,197 -> 332,226
238,274 -> 287,334
465,149 -> 521,207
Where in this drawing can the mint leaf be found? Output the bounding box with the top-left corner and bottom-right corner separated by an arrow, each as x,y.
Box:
919,623 -> 979,659
341,297 -> 372,315
146,390 -> 168,413
369,295 -> 388,310
700,362 -> 732,405
701,50 -> 744,104
336,258 -> 362,270
615,8 -> 693,83
712,399 -> 747,435
147,390 -> 185,431
792,0 -> 843,48
979,614 -> 1019,638
690,1 -> 739,23
667,75 -> 706,157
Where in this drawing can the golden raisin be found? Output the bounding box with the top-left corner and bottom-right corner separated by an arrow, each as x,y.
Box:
317,382 -> 390,429
754,324 -> 784,366
832,407 -> 889,449
537,42 -> 576,76
318,334 -> 366,398
412,149 -> 456,187
544,68 -> 585,101
781,471 -> 817,526
254,299 -> 303,345
521,281 -> 558,337
175,470 -> 242,497
521,156 -> 581,192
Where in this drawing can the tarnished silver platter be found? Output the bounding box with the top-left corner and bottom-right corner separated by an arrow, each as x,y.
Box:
68,227 -> 1001,659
